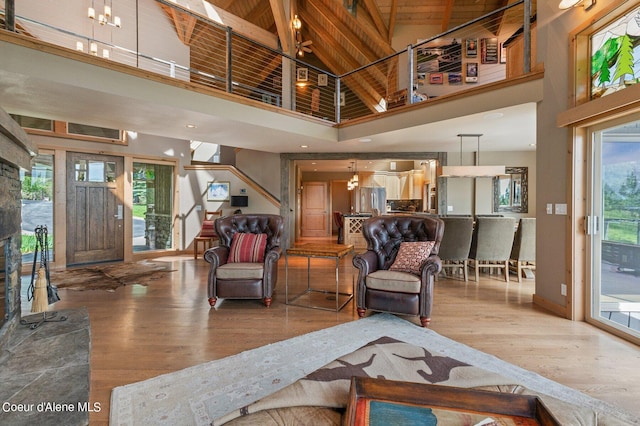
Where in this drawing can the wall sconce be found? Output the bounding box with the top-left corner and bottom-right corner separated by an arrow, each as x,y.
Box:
559,0 -> 595,11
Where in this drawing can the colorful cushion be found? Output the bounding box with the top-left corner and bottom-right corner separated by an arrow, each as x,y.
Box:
229,233 -> 268,263
199,220 -> 216,237
389,241 -> 435,275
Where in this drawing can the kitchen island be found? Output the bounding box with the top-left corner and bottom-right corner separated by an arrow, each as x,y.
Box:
343,213 -> 372,251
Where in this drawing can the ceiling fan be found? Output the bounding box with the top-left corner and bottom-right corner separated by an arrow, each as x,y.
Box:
295,30 -> 312,57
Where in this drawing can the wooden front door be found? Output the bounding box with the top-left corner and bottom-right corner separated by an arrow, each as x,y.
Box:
301,181 -> 329,237
66,152 -> 124,265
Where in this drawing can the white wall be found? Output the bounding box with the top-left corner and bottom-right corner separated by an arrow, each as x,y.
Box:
236,149 -> 281,198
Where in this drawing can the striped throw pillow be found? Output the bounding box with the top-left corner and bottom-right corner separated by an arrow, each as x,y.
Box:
228,233 -> 268,263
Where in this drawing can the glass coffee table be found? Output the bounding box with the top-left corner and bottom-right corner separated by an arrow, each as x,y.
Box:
285,243 -> 354,312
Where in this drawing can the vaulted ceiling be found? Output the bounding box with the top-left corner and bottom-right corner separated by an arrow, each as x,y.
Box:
192,0 -> 533,76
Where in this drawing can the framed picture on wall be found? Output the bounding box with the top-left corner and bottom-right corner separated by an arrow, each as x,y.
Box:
429,73 -> 443,84
296,67 -> 308,82
465,38 -> 478,57
318,74 -> 328,86
466,62 -> 478,83
207,181 -> 230,202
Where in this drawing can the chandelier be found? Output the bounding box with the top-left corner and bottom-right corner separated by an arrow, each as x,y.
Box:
88,0 -> 122,28
441,134 -> 505,177
348,161 -> 359,190
77,0 -> 122,58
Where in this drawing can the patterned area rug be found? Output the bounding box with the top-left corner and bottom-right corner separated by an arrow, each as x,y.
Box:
110,314 -> 639,425
49,261 -> 175,291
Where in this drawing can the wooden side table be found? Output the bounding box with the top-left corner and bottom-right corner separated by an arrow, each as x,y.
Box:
285,243 -> 354,312
193,236 -> 216,259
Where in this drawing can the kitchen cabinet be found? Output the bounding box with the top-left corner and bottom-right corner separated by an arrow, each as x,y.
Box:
372,170 -> 424,200
385,174 -> 400,200
410,170 -> 424,199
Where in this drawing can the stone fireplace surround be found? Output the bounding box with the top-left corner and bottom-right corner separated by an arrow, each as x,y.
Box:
0,108 -> 90,425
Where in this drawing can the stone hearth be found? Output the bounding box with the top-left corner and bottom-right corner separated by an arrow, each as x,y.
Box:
0,308 -> 91,426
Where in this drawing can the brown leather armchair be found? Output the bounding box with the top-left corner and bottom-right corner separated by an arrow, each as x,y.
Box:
204,214 -> 284,307
352,215 -> 444,327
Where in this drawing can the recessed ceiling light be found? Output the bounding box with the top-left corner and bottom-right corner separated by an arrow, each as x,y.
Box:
186,124 -> 197,128
483,112 -> 504,120
359,138 -> 372,142
300,145 -> 308,148
311,162 -> 317,165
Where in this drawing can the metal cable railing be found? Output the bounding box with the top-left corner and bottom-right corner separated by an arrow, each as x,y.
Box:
1,0 -> 531,125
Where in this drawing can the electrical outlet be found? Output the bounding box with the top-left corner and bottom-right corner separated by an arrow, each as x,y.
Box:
561,283 -> 567,296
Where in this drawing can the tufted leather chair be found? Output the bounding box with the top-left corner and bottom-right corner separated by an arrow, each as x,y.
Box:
204,214 -> 284,307
352,215 -> 444,327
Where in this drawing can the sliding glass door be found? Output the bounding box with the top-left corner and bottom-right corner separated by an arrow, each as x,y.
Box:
588,116 -> 640,339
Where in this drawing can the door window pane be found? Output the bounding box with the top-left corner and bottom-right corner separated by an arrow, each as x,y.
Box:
132,163 -> 174,252
21,154 -> 55,263
88,161 -> 105,182
592,120 -> 640,338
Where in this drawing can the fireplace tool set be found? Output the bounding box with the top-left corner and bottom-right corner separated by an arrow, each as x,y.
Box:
21,225 -> 66,329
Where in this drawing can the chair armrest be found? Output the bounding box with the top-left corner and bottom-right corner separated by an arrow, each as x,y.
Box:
264,246 -> 282,265
352,250 -> 379,276
352,251 -> 379,308
419,255 -> 442,278
203,246 -> 229,268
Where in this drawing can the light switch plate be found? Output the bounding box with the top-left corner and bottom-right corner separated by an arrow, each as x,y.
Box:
546,204 -> 553,215
555,203 -> 567,215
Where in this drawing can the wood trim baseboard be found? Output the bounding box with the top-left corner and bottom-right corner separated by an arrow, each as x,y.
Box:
532,294 -> 568,319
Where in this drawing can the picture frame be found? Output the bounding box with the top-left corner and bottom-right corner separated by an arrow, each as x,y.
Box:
465,62 -> 478,83
500,42 -> 507,64
493,167 -> 528,213
207,181 -> 230,202
481,38 -> 499,64
296,67 -> 308,82
429,73 -> 443,84
448,73 -> 462,85
465,38 -> 477,57
334,91 -> 346,106
318,73 -> 328,86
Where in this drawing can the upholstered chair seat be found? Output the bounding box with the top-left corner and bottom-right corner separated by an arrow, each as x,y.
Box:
352,215 -> 444,327
204,214 -> 284,307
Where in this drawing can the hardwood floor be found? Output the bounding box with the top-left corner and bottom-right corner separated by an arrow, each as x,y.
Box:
49,240 -> 640,424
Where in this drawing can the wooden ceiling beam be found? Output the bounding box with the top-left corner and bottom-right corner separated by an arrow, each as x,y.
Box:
360,0 -> 389,41
310,42 -> 380,113
268,0 -> 291,52
299,6 -> 388,85
168,0 -> 279,49
159,5 -> 197,45
441,0 -> 454,33
302,0 -> 389,63
387,0 -> 397,42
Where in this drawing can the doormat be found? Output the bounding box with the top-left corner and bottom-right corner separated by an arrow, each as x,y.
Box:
50,261 -> 175,291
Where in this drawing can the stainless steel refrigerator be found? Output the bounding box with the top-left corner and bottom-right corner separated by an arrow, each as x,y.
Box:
358,187 -> 386,214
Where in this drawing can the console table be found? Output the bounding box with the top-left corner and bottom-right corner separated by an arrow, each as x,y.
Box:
285,243 -> 354,312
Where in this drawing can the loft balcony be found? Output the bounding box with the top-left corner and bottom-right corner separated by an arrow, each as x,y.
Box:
0,0 -> 541,153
